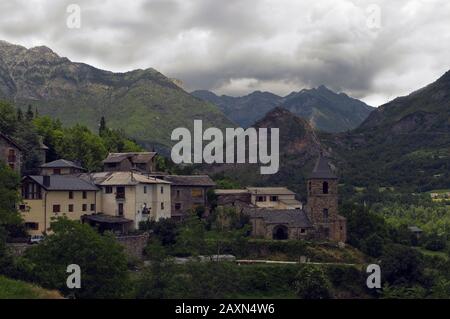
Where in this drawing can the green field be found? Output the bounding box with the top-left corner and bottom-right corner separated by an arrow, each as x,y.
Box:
0,276 -> 62,299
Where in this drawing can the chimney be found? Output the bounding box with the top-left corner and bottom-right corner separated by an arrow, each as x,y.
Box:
43,175 -> 50,187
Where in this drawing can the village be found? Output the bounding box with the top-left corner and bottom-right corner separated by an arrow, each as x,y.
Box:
1,131 -> 346,246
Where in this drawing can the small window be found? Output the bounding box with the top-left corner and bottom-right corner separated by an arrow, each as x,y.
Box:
68,204 -> 74,212
19,204 -> 27,211
53,168 -> 61,175
69,191 -> 73,199
90,204 -> 96,211
25,222 -> 39,230
53,205 -> 61,213
256,196 -> 266,202
323,208 -> 329,222
160,186 -> 164,194
270,196 -> 278,202
175,203 -> 181,210
82,204 -> 87,212
161,202 -> 164,210
323,182 -> 329,194
191,189 -> 203,198
118,203 -> 124,216
82,191 -> 87,199
176,190 -> 180,198
300,228 -> 306,234
144,186 -> 147,194
105,186 -> 113,194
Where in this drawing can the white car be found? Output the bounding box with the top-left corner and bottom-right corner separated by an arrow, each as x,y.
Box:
29,235 -> 45,244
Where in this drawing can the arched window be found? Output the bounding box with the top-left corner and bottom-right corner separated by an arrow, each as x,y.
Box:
273,225 -> 289,240
308,181 -> 312,193
322,181 -> 329,194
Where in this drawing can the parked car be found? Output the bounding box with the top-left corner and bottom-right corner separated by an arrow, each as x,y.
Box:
29,235 -> 45,244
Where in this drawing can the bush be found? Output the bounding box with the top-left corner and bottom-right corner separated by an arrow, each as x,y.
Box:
294,265 -> 332,299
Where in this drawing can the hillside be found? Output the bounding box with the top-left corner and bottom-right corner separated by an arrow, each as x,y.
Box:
205,107 -> 324,196
0,276 -> 62,299
192,86 -> 373,132
323,70 -> 450,190
0,40 -> 234,151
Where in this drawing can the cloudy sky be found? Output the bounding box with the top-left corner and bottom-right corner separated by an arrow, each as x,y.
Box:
0,0 -> 449,106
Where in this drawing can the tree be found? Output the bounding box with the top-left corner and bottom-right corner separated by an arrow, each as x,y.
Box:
174,214 -> 206,256
0,101 -> 18,134
22,218 -> 130,298
25,105 -> 34,121
295,265 -> 332,299
0,162 -> 22,228
381,244 -> 424,285
99,116 -> 106,136
361,233 -> 385,258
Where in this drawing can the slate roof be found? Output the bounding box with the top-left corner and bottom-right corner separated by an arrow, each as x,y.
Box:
0,131 -> 24,151
98,171 -> 170,186
103,152 -> 157,164
40,159 -> 86,170
408,226 -> 423,233
308,156 -> 337,179
83,214 -> 132,224
25,175 -> 98,191
247,187 -> 295,195
162,175 -> 216,187
245,208 -> 313,228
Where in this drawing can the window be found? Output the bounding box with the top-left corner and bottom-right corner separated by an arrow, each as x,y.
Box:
118,203 -> 124,216
82,191 -> 87,199
308,181 -> 312,193
7,149 -> 16,163
90,204 -> 96,211
53,168 -> 61,175
270,196 -> 278,202
300,228 -> 306,234
144,186 -> 147,194
53,205 -> 61,213
256,195 -> 266,202
69,191 -> 73,199
322,182 -> 329,194
176,190 -> 180,198
25,222 -> 39,230
161,202 -> 164,210
21,182 -> 42,200
82,204 -> 87,212
191,189 -> 202,198
116,187 -> 125,199
105,186 -> 113,194
19,204 -> 27,211
160,186 -> 164,194
323,209 -> 329,222
68,204 -> 74,212
175,203 -> 181,210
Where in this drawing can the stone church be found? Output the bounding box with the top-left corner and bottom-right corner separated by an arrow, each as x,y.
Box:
244,156 -> 347,243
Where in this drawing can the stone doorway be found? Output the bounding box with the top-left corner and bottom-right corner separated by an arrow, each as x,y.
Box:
273,225 -> 289,240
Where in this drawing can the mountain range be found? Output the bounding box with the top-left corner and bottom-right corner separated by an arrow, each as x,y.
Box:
192,86 -> 374,132
0,40 -> 233,151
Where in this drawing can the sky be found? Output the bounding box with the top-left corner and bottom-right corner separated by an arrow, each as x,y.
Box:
0,0 -> 449,106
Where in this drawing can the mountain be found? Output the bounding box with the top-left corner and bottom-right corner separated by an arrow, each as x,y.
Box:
203,107 -> 324,196
0,40 -> 234,150
192,86 -> 374,132
192,90 -> 282,128
324,70 -> 450,190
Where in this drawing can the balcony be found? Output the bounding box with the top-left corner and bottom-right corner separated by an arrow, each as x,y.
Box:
116,193 -> 126,201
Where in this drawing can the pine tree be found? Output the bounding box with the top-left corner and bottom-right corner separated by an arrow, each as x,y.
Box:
99,116 -> 106,136
25,105 -> 34,121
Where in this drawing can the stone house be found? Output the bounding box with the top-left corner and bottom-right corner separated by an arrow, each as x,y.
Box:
0,131 -> 23,174
40,159 -> 86,175
102,152 -> 157,173
155,175 -> 215,220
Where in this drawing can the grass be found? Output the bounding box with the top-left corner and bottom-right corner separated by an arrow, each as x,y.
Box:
415,247 -> 449,260
0,276 -> 62,299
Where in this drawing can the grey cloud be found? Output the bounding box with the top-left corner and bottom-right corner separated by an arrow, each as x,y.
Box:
0,0 -> 449,106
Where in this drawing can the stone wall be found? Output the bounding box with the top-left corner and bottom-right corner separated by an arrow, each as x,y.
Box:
6,243 -> 30,258
116,233 -> 150,260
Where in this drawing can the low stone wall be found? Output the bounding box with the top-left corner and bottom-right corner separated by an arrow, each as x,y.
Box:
6,243 -> 31,258
116,233 -> 150,260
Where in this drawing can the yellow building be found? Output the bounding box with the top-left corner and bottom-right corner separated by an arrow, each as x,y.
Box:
20,175 -> 99,235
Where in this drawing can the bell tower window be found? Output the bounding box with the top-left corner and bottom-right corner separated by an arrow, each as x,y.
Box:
322,181 -> 329,194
